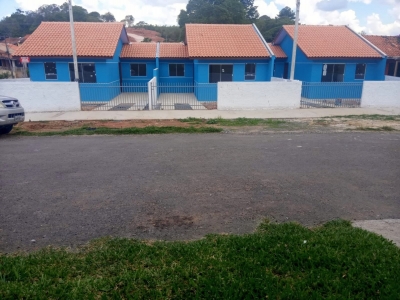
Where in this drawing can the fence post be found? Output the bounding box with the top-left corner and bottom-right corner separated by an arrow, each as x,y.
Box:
148,80 -> 153,111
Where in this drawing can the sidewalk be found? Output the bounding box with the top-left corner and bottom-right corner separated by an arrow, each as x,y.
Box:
25,107 -> 400,122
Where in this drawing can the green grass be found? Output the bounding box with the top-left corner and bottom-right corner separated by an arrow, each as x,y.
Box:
178,117 -> 205,124
324,114 -> 400,121
206,117 -> 286,127
1,220 -> 399,299
355,126 -> 396,131
11,126 -> 222,136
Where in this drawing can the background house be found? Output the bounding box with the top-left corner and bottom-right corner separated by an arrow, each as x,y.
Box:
269,43 -> 288,78
363,35 -> 400,78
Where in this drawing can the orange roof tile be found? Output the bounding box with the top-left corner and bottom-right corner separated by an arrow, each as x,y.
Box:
363,35 -> 400,57
120,43 -> 157,58
13,22 -> 125,57
268,43 -> 287,58
282,25 -> 382,58
186,24 -> 270,58
159,43 -> 188,58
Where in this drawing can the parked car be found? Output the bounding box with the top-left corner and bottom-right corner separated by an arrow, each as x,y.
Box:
0,95 -> 25,134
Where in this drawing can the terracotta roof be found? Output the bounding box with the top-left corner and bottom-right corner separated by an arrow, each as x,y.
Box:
185,24 -> 270,58
268,43 -> 287,58
363,35 -> 400,57
120,43 -> 157,58
159,43 -> 188,58
13,22 -> 125,57
282,25 -> 382,58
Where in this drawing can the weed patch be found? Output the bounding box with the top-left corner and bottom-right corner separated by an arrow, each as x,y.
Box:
325,114 -> 400,121
206,117 -> 286,127
355,126 -> 396,131
11,126 -> 222,136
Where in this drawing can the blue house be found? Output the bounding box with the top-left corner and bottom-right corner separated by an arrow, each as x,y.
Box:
15,22 -> 276,107
14,22 -> 129,101
119,24 -> 275,101
272,25 -> 387,100
186,24 -> 274,101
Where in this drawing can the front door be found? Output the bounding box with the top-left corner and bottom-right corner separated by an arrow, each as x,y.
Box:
209,64 -> 233,83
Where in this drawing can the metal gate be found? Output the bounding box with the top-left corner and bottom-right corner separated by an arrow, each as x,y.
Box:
80,82 -> 218,111
80,82 -> 149,111
149,83 -> 217,110
301,82 -> 363,108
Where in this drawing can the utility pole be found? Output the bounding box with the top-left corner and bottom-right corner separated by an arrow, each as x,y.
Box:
68,0 -> 79,82
4,36 -> 15,79
290,0 -> 300,81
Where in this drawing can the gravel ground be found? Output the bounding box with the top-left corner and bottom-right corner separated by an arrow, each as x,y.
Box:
1,132 -> 399,253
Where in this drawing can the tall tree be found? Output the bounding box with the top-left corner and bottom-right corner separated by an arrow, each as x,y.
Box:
178,0 -> 258,27
277,6 -> 295,20
100,12 -> 116,22
124,15 -> 135,27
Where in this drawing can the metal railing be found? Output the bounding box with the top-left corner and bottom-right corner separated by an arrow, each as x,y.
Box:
301,81 -> 363,108
150,82 -> 217,110
80,82 -> 149,111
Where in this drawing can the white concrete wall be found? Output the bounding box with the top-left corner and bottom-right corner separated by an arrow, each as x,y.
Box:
0,80 -> 81,112
385,76 -> 400,81
218,81 -> 302,110
361,81 -> 400,108
271,77 -> 289,82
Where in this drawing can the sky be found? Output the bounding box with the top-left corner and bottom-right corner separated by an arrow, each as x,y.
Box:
0,0 -> 399,35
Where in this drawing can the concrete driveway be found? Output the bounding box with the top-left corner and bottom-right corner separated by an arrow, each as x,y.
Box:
1,133 -> 399,252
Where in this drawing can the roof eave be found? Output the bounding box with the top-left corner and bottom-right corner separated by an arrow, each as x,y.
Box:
345,25 -> 387,58
252,23 -> 273,58
272,27 -> 287,45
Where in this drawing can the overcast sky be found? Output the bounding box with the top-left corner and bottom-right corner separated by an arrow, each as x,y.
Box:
0,0 -> 399,35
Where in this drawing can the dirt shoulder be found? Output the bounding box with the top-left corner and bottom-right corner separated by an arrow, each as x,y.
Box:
11,115 -> 400,135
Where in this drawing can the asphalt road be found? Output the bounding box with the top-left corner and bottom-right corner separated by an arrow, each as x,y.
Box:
1,133 -> 400,253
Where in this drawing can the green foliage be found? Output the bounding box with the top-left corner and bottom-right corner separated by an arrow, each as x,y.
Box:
277,6 -> 296,20
124,15 -> 135,27
206,117 -> 286,127
0,72 -> 11,79
100,12 -> 116,22
142,37 -> 152,43
178,0 -> 254,27
0,3 -> 105,37
1,220 -> 400,298
255,14 -> 295,42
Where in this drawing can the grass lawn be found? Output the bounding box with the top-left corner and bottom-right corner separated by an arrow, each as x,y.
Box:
11,126 -> 222,136
1,220 -> 399,299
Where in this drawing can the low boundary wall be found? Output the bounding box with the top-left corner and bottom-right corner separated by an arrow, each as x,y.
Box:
218,81 -> 302,110
0,80 -> 81,112
361,81 -> 400,108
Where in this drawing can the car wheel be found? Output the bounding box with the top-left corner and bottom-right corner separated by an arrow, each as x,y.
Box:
0,124 -> 13,134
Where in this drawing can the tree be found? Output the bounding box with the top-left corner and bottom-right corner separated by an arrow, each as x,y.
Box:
100,12 -> 116,22
142,37 -> 152,42
177,0 -> 258,27
277,6 -> 295,20
124,15 -> 135,27
0,3 -> 104,37
136,21 -> 149,27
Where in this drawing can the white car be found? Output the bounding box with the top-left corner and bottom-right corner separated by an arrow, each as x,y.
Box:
0,96 -> 25,134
